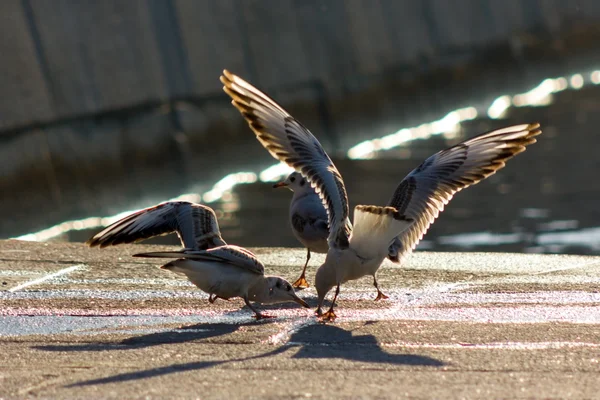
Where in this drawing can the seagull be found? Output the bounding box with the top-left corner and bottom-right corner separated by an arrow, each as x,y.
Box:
274,171 -> 402,292
273,172 -> 329,289
220,69 -> 541,321
87,201 -> 310,319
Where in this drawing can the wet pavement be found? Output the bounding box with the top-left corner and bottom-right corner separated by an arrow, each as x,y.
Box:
1,239 -> 599,399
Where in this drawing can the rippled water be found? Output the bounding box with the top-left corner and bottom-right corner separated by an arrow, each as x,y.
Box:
8,64 -> 600,256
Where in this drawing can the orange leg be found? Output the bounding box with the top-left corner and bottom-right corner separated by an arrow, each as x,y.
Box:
319,284 -> 340,322
292,249 -> 311,289
373,276 -> 389,301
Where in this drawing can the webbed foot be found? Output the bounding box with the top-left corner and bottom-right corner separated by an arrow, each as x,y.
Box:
319,309 -> 337,322
292,274 -> 310,289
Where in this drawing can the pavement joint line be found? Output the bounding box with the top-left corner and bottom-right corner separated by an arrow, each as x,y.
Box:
531,259 -> 600,275
8,264 -> 85,293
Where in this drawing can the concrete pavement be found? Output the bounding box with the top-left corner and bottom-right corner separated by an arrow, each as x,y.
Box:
1,239 -> 599,399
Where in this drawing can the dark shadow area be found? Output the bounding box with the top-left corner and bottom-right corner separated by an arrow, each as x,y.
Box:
33,322 -> 256,352
288,324 -> 443,366
64,321 -> 444,387
65,361 -> 225,387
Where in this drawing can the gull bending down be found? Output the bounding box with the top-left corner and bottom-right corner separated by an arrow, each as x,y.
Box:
221,69 -> 541,321
87,201 -> 309,319
274,171 -> 401,291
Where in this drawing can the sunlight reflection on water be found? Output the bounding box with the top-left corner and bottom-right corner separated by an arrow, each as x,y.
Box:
12,68 -> 600,256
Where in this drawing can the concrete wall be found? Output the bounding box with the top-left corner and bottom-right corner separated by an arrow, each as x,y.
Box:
3,0 -> 599,131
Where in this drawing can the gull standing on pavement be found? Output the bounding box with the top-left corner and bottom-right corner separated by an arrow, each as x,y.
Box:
273,172 -> 329,289
87,201 -> 309,319
274,171 -> 409,290
221,69 -> 542,321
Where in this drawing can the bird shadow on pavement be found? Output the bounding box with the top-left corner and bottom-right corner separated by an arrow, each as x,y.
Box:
64,321 -> 444,387
287,323 -> 444,366
32,321 -> 268,352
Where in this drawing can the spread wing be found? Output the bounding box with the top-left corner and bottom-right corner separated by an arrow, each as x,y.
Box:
387,123 -> 541,262
86,201 -> 226,250
134,245 -> 264,275
220,70 -> 351,249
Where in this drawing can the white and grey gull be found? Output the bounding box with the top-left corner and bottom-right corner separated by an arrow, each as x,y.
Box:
87,201 -> 310,319
220,69 -> 542,321
273,172 -> 329,289
274,171 -> 407,292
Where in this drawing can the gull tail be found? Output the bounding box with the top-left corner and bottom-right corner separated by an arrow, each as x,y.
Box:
159,260 -> 179,271
350,205 -> 413,259
133,251 -> 194,272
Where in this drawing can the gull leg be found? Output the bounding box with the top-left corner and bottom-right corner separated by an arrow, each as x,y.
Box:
244,296 -> 274,320
292,249 -> 311,289
319,284 -> 340,322
373,276 -> 389,301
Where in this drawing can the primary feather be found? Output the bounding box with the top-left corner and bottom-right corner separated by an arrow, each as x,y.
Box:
134,245 -> 265,275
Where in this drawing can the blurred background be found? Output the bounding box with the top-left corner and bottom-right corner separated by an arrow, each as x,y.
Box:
2,0 -> 600,255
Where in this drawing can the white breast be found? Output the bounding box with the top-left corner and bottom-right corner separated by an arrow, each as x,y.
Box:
167,259 -> 262,299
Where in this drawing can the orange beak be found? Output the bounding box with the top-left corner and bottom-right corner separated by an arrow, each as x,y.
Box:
273,181 -> 287,188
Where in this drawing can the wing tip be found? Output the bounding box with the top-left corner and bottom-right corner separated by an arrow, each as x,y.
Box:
86,235 -> 112,248
526,122 -> 542,139
220,69 -> 233,83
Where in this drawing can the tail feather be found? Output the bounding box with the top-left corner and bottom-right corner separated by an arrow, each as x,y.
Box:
159,260 -> 178,270
350,205 -> 413,260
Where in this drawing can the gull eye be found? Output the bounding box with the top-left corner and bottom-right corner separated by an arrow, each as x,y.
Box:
290,176 -> 296,182
286,284 -> 292,291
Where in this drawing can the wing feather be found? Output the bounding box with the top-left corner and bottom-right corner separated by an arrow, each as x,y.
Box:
387,123 -> 541,262
86,201 -> 226,250
134,245 -> 264,275
221,70 -> 351,249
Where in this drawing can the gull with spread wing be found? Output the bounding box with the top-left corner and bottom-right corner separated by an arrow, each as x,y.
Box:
87,201 -> 309,319
221,69 -> 541,322
274,171 -> 404,291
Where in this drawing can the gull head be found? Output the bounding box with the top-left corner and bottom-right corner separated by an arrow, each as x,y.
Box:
272,172 -> 311,194
249,276 -> 309,308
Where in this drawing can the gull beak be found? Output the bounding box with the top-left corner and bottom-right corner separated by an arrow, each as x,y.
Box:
272,181 -> 287,189
290,292 -> 310,308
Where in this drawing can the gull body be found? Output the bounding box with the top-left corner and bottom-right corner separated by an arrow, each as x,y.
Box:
87,201 -> 309,319
274,172 -> 329,288
167,258 -> 262,300
221,69 -> 542,321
